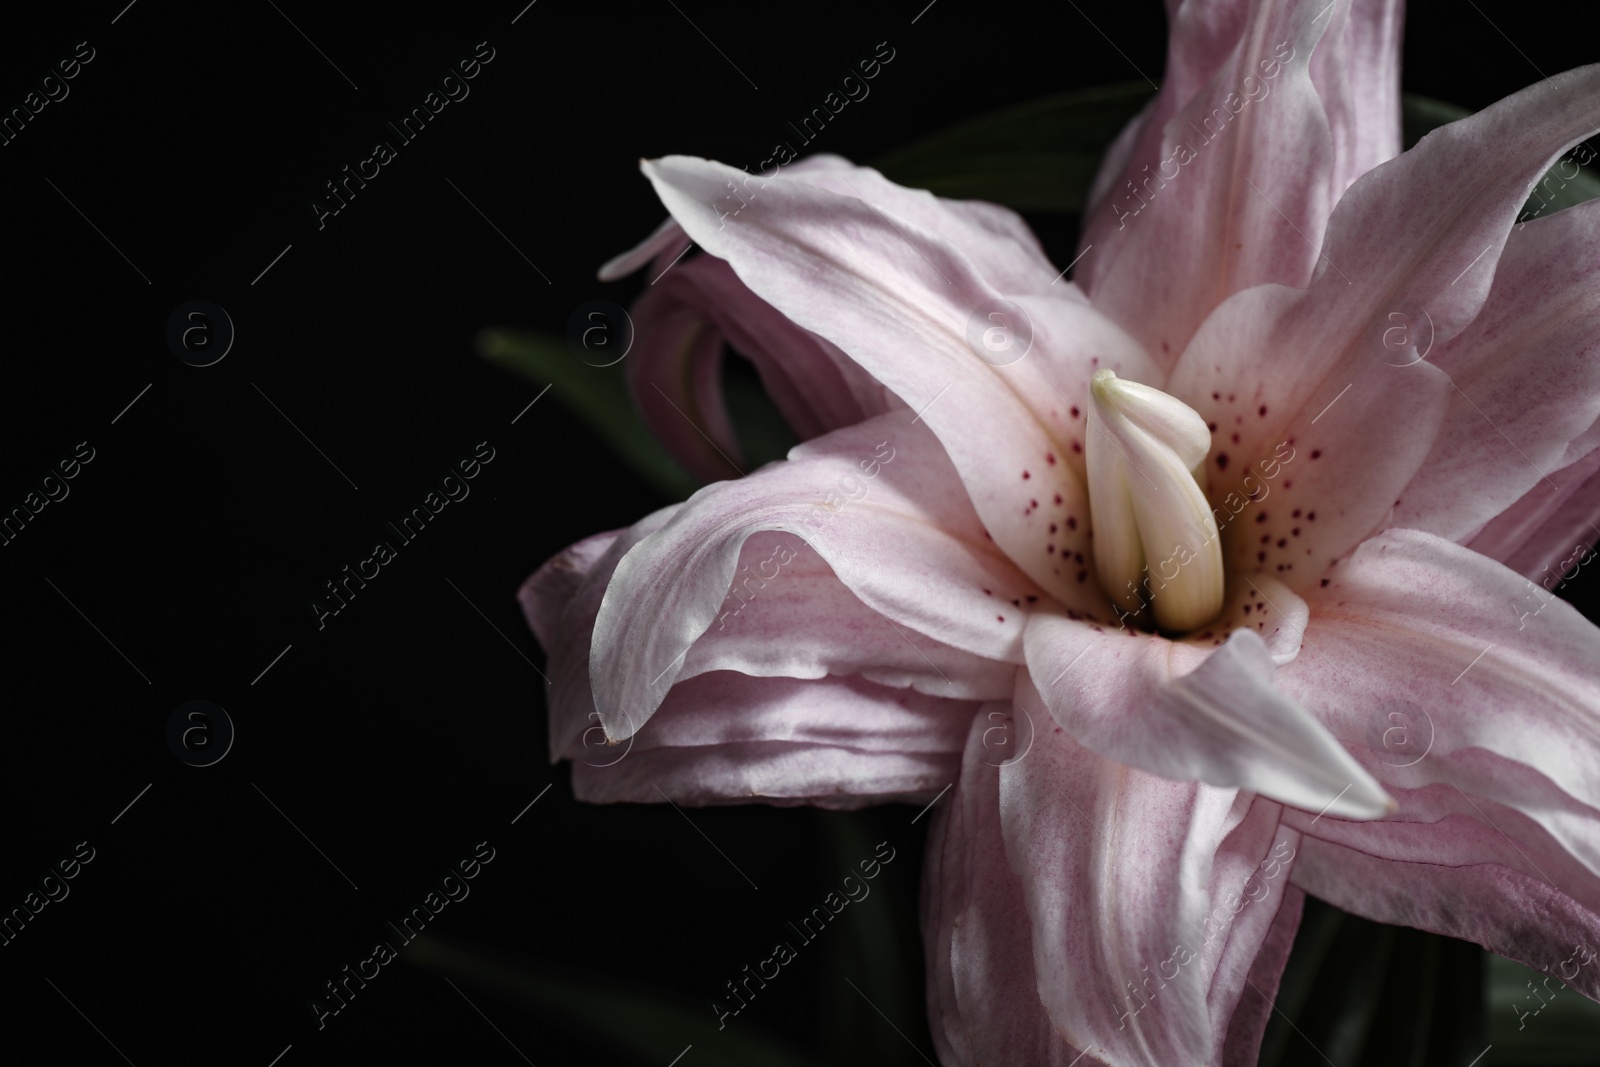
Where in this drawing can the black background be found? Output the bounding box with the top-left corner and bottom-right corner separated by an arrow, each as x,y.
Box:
0,2 -> 1595,1065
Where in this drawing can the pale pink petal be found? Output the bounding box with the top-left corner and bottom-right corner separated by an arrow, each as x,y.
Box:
624,274 -> 746,483
927,709 -> 1307,1067
1081,0 -> 1252,239
1469,444 -> 1600,583
1203,800 -> 1301,1066
997,718 -> 1296,1066
1289,834 -> 1600,1002
603,156 -> 895,472
597,214 -> 688,281
623,254 -> 895,481
596,155 -> 854,282
680,530 -> 1018,701
520,506 -> 678,762
1020,620 -> 1391,818
926,711 -> 1102,1066
1219,884 -> 1305,1066
1393,200 -> 1600,542
1077,0 -> 1343,363
1279,529 -> 1600,881
1282,781 -> 1600,918
520,528 -> 622,654
637,152 -> 1160,610
1169,64 -> 1600,591
568,671 -> 974,808
1309,0 -> 1404,198
591,415 -> 1043,739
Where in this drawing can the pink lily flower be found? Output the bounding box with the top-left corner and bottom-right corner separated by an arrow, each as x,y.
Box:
521,0 -> 1600,1062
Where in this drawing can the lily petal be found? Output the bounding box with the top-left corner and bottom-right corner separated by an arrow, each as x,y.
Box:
1021,623 -> 1392,818
569,671 -> 974,808
626,255 -> 893,482
678,529 -> 1018,701
1289,834 -> 1600,1002
998,718 -> 1292,1066
929,709 -> 1305,1066
520,506 -> 678,762
591,415 -> 1043,739
924,708 -> 1097,1066
625,272 -> 746,483
1392,200 -> 1600,542
1076,0 -> 1344,363
1280,529 -> 1600,881
1308,0 -> 1404,199
1218,883 -> 1305,1067
1170,63 -> 1600,589
1469,443 -> 1600,584
636,152 -> 1159,608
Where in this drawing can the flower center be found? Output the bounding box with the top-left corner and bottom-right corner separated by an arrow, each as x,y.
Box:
1085,369 -> 1225,633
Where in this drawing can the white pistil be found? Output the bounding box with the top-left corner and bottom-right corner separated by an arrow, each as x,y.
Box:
1086,369 -> 1224,632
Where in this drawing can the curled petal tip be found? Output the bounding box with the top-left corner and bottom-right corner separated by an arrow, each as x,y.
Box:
1321,775 -> 1397,821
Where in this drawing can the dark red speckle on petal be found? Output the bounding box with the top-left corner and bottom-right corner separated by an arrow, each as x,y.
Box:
1310,450 -> 1321,459
1207,422 -> 1218,432
1216,454 -> 1229,470
1071,441 -> 1082,454
982,588 -> 992,595
1022,470 -> 1031,479
1047,545 -> 1056,554
1255,513 -> 1267,524
1292,527 -> 1300,537
1212,392 -> 1221,400
1046,453 -> 1057,465
1244,604 -> 1252,614
1077,570 -> 1088,582
1292,509 -> 1301,518
1054,494 -> 1063,505
1070,406 -> 1080,418
1026,595 -> 1039,603
1307,511 -> 1317,521
1067,516 -> 1077,530
1050,523 -> 1058,533
1259,405 -> 1268,417
1231,432 -> 1241,444
1258,551 -> 1267,562
1320,578 -> 1331,587
998,615 -> 1006,622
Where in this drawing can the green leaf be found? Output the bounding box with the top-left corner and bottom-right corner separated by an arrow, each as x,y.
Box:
1400,94 -> 1473,149
405,932 -> 833,1067
476,327 -> 698,499
1486,953 -> 1600,1065
872,82 -> 1155,212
